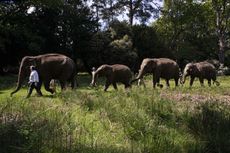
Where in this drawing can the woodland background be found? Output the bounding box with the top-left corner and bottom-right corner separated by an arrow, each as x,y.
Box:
0,0 -> 229,73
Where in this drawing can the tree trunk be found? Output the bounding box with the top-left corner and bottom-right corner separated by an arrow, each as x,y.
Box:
213,0 -> 228,66
129,0 -> 134,26
217,34 -> 226,65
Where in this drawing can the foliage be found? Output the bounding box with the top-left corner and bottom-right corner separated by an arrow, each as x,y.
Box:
154,1 -> 218,62
91,0 -> 118,28
85,24 -> 138,71
106,35 -> 138,70
131,25 -> 172,63
0,0 -> 97,68
154,0 -> 230,65
0,0 -> 230,75
90,0 -> 161,26
115,0 -> 160,25
208,0 -> 230,64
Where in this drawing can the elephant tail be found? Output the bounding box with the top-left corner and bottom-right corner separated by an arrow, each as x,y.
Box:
11,84 -> 22,96
130,78 -> 140,84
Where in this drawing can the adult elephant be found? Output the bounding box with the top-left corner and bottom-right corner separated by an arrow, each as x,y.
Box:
11,53 -> 77,96
131,58 -> 180,88
181,61 -> 220,87
90,64 -> 132,91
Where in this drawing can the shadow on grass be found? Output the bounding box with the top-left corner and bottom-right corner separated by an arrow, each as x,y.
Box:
188,102 -> 230,153
0,121 -> 130,153
73,144 -> 130,153
42,94 -> 56,98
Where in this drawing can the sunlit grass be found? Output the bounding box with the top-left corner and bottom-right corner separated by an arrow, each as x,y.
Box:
0,74 -> 230,153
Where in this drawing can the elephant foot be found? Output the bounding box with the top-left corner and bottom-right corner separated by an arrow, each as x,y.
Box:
37,91 -> 43,96
50,90 -> 54,94
157,84 -> 163,88
45,88 -> 54,94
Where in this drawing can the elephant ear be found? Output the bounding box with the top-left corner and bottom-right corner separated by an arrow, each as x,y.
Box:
190,64 -> 199,73
97,65 -> 112,77
104,66 -> 112,77
148,59 -> 157,72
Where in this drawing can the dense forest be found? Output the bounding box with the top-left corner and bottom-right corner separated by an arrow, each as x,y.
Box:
0,0 -> 229,74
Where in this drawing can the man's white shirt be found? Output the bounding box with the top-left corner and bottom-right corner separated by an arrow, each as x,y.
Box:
29,70 -> 39,83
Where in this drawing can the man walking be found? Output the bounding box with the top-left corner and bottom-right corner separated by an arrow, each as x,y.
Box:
26,66 -> 41,98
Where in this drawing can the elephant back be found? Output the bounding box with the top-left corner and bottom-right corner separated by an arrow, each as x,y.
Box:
157,58 -> 180,79
112,64 -> 132,82
38,54 -> 76,80
196,61 -> 216,78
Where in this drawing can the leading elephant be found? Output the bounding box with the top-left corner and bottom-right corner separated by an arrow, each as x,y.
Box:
90,64 -> 132,91
181,61 -> 220,87
11,53 -> 77,96
131,58 -> 180,88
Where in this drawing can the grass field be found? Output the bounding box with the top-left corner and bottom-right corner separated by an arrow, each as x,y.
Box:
0,74 -> 230,153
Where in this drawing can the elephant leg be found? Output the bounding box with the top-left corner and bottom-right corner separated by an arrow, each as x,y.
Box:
156,78 -> 163,88
199,77 -> 204,87
190,77 -> 195,87
71,78 -> 76,89
174,78 -> 179,87
44,80 -> 54,94
153,75 -> 159,88
208,79 -> 211,87
124,83 -> 131,89
60,81 -> 66,90
165,79 -> 170,88
153,79 -> 157,88
112,82 -> 118,90
104,80 -> 111,91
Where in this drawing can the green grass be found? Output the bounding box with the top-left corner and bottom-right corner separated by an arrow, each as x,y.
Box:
0,74 -> 230,153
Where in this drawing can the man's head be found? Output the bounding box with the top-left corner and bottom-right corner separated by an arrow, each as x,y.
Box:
30,65 -> 36,71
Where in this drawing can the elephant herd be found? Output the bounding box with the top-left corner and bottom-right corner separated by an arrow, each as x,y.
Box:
10,53 -> 220,97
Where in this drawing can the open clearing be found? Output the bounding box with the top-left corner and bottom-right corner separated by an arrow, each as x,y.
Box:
0,75 -> 230,153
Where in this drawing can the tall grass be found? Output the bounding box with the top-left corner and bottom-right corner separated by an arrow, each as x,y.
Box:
0,75 -> 230,153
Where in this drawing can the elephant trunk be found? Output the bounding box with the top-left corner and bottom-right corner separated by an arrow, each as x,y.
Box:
181,72 -> 187,84
131,68 -> 144,84
11,65 -> 26,96
90,70 -> 98,87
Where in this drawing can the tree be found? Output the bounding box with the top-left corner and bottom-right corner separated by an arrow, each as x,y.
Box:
115,0 -> 160,25
154,0 -> 219,65
209,0 -> 230,65
85,21 -> 138,71
132,25 -> 171,63
91,0 -> 118,28
0,0 -> 97,75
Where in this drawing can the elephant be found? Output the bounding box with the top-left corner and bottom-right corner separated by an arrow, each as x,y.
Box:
181,61 -> 220,87
11,53 -> 77,96
131,58 -> 180,88
90,64 -> 132,91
